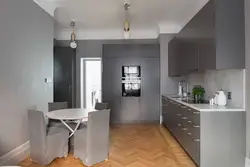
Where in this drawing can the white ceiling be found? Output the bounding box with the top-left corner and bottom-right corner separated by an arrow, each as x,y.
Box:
34,0 -> 209,40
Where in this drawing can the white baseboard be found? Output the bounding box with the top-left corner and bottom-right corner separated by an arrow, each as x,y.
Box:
0,141 -> 30,166
246,157 -> 250,167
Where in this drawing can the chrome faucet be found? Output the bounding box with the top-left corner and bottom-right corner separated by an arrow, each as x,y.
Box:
178,80 -> 188,97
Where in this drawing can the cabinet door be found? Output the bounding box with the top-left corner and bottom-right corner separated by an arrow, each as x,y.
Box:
167,101 -> 176,133
162,104 -> 169,126
54,47 -> 76,108
215,0 -> 245,69
168,38 -> 181,76
168,39 -> 175,76
198,41 -> 216,71
180,42 -> 199,74
171,104 -> 183,142
162,112 -> 170,128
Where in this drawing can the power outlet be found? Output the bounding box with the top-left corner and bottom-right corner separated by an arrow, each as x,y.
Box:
228,92 -> 232,100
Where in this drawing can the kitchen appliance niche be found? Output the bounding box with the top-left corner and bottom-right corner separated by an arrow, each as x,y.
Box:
122,66 -> 141,97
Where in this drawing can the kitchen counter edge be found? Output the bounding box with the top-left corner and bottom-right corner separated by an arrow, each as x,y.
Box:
162,95 -> 245,112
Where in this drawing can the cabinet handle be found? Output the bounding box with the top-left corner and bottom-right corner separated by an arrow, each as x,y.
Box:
193,125 -> 200,128
188,121 -> 192,124
181,106 -> 187,109
188,132 -> 192,136
193,139 -> 200,142
182,128 -> 188,131
181,117 -> 188,120
176,114 -> 182,116
177,124 -> 182,127
188,109 -> 192,111
193,111 -> 200,115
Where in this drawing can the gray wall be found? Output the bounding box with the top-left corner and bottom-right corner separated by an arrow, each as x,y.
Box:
55,39 -> 158,108
102,44 -> 160,123
245,0 -> 250,159
159,34 -> 186,122
0,0 -> 53,155
159,34 -> 182,96
186,69 -> 245,108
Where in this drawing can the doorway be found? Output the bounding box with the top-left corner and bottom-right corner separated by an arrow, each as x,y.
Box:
81,58 -> 102,108
54,47 -> 76,108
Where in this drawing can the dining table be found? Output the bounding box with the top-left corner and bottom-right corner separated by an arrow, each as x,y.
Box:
45,108 -> 97,137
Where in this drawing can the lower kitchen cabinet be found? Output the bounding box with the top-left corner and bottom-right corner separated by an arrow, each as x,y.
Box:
161,96 -> 245,167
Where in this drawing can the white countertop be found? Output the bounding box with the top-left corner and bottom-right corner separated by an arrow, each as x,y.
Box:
162,95 -> 245,112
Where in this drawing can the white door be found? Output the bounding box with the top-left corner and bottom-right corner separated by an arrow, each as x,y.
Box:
81,58 -> 102,108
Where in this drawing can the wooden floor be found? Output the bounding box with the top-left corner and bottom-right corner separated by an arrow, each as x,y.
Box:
20,124 -> 196,167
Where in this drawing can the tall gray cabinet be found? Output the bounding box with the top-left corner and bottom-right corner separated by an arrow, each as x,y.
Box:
102,44 -> 160,124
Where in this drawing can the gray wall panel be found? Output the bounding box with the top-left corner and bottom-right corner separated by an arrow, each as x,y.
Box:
201,112 -> 246,167
245,0 -> 250,159
56,39 -> 158,108
0,0 -> 53,155
159,34 -> 180,96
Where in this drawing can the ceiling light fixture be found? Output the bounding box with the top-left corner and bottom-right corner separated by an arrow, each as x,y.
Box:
70,21 -> 77,49
124,2 -> 131,39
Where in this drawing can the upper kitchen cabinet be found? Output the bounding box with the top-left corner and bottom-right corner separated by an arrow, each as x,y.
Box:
198,40 -> 216,71
177,0 -> 215,40
214,0 -> 245,69
179,41 -> 199,74
168,0 -> 245,76
168,38 -> 182,76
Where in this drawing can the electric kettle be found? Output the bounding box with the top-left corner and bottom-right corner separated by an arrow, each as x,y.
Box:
217,89 -> 227,106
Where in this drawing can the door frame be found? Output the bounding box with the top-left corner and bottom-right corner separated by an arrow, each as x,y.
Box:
80,57 -> 102,108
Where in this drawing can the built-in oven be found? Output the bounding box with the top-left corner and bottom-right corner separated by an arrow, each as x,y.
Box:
122,66 -> 141,97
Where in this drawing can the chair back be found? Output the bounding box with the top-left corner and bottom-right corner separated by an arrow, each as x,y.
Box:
48,102 -> 68,111
94,102 -> 108,110
27,110 -> 47,161
86,109 -> 110,163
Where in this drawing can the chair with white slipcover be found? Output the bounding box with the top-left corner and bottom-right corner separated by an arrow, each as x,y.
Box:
48,102 -> 68,127
94,102 -> 108,110
28,110 -> 69,165
73,109 -> 111,166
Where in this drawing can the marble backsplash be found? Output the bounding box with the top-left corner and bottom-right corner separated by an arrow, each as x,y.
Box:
186,69 -> 245,108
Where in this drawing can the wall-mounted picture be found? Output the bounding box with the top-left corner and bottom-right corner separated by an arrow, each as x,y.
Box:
122,66 -> 141,97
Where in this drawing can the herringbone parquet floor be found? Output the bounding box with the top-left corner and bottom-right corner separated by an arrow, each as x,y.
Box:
20,124 -> 196,167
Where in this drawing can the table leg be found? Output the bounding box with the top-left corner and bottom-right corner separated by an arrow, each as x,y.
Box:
60,119 -> 82,138
70,120 -> 82,137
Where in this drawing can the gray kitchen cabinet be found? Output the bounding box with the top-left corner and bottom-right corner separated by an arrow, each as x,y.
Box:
162,97 -> 174,133
103,44 -> 160,124
168,38 -> 182,76
179,41 -> 199,74
161,96 -> 245,167
162,98 -> 170,127
214,0 -> 245,69
198,40 -> 216,71
168,0 -> 245,76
